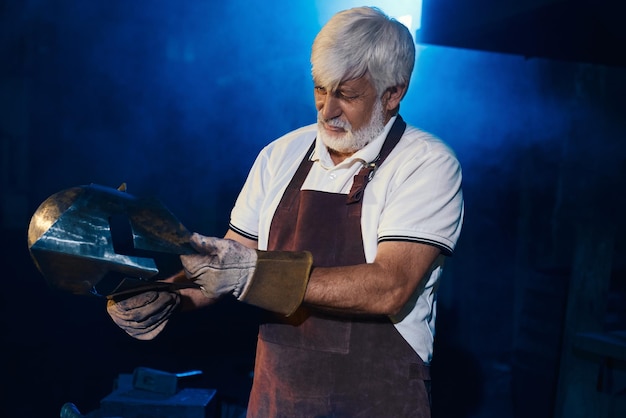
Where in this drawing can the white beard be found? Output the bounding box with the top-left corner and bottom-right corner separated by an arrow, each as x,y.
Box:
317,99 -> 385,154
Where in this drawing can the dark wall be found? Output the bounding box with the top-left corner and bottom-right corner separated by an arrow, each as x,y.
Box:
2,1 -> 625,417
420,0 -> 626,67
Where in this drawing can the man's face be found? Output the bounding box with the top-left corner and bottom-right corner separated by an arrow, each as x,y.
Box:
314,76 -> 387,154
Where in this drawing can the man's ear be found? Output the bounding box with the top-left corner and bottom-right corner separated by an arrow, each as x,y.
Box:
383,84 -> 408,111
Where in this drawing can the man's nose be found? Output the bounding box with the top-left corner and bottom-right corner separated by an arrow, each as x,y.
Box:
319,94 -> 341,120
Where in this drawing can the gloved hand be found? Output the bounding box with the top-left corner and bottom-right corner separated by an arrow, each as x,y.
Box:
107,290 -> 180,340
180,233 -> 257,301
181,232 -> 314,316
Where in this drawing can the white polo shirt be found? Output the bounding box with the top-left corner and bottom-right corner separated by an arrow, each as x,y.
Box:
229,116 -> 464,363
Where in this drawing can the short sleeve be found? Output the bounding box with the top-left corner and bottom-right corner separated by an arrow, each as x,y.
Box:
228,150 -> 269,241
377,135 -> 464,255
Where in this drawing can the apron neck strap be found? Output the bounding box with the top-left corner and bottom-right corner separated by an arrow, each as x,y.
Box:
346,115 -> 407,205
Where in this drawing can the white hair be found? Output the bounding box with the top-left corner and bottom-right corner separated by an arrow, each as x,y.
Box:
311,6 -> 416,97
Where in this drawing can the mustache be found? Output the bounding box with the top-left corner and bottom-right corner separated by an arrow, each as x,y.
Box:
319,116 -> 352,131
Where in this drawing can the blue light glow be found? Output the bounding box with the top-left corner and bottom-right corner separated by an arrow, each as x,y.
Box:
315,0 -> 423,33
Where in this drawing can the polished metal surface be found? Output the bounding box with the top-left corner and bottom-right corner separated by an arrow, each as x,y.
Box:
28,183 -> 197,297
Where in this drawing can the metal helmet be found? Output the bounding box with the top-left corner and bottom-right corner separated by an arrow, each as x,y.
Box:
28,183 -> 196,297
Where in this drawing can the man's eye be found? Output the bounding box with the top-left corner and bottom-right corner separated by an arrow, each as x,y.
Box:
336,91 -> 358,100
315,86 -> 327,94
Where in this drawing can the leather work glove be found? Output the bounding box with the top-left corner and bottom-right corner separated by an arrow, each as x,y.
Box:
107,290 -> 180,340
181,233 -> 314,316
181,234 -> 257,301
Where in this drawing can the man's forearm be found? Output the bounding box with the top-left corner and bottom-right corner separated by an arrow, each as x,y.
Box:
304,241 -> 441,316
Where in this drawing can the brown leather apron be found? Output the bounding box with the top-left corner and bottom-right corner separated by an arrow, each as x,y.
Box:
247,116 -> 431,418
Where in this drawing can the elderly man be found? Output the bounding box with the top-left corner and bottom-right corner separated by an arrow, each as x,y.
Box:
108,6 -> 464,417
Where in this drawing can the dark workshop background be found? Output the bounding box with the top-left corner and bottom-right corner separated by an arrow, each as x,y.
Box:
2,0 -> 626,417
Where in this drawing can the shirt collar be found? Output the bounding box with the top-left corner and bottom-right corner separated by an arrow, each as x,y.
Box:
311,115 -> 398,169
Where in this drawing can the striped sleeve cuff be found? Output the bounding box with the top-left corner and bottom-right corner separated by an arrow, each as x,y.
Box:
378,235 -> 454,256
228,223 -> 258,241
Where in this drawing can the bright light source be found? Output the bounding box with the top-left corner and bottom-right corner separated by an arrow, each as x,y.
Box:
315,0 -> 422,34
397,15 -> 413,32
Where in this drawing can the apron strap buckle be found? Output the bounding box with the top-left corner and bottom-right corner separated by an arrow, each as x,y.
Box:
347,163 -> 377,204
